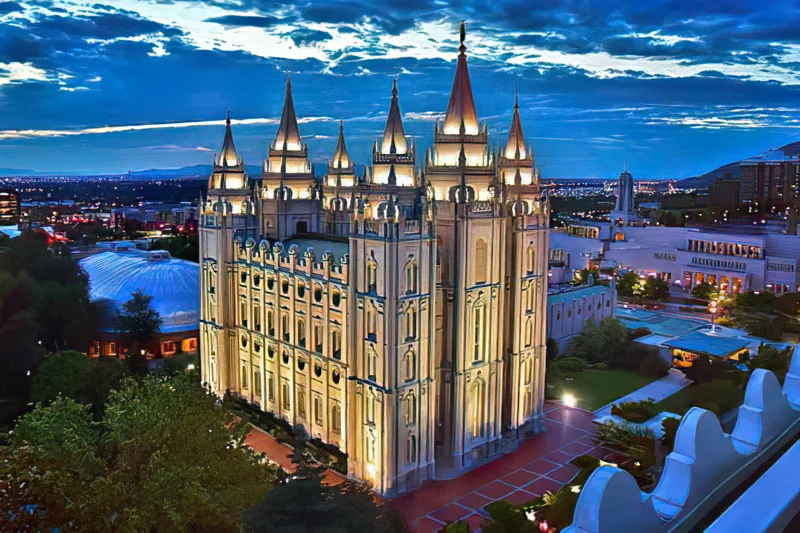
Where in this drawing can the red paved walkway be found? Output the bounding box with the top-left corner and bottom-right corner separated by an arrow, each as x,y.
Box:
243,403 -> 605,532
394,403 -> 602,533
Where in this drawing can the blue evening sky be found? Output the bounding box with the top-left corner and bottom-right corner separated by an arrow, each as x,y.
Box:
0,0 -> 798,178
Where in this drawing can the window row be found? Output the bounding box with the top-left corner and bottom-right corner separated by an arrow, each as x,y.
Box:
239,271 -> 344,305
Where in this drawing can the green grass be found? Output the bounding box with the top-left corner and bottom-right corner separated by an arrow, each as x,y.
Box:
550,369 -> 658,411
652,385 -> 695,416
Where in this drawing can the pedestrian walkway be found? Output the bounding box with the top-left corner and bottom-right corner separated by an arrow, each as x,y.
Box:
593,368 -> 692,418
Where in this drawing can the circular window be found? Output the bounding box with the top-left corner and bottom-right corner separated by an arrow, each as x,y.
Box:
332,290 -> 341,307
297,359 -> 306,371
282,352 -> 289,365
332,370 -> 341,384
314,364 -> 323,378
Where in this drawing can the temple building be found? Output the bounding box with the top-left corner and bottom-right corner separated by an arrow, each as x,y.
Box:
199,23 -> 550,496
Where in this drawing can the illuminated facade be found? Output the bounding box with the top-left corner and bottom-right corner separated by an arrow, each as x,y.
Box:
200,23 -> 549,496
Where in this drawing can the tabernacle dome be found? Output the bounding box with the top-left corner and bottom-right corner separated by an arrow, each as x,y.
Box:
80,248 -> 199,333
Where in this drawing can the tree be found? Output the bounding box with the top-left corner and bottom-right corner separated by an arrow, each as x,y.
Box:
685,354 -> 730,384
749,343 -> 793,384
2,372 -> 277,532
565,317 -> 630,366
655,210 -> 682,227
692,282 -> 715,299
615,271 -> 640,298
116,290 -> 162,344
246,452 -> 406,533
640,277 -> 670,301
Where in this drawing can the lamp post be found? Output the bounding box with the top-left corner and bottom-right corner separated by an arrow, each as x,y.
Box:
708,300 -> 718,332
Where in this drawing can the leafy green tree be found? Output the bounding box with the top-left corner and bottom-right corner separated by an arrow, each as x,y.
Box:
655,210 -> 683,227
2,372 -> 277,532
692,282 -> 715,299
640,277 -> 670,301
246,454 -> 406,533
565,318 -> 630,366
749,343 -> 793,384
574,267 -> 599,285
116,290 -> 163,344
615,271 -> 640,298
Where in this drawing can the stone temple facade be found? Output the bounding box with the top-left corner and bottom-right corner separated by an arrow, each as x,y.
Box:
200,23 -> 550,496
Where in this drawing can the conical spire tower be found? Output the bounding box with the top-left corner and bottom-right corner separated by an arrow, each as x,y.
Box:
331,120 -> 352,169
274,77 -> 302,151
209,111 -> 246,192
443,21 -> 479,135
504,92 -> 527,160
381,77 -> 408,154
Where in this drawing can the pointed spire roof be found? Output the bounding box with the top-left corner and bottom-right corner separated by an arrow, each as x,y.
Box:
381,77 -> 407,154
504,91 -> 527,159
216,110 -> 242,168
331,120 -> 352,169
274,77 -> 302,151
443,21 -> 479,136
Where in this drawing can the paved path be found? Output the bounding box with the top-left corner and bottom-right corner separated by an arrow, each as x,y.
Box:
594,369 -> 692,418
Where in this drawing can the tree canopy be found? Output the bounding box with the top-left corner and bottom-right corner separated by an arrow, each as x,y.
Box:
2,372 -> 278,532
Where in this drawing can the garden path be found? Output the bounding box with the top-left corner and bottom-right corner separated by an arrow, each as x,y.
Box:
593,369 -> 692,418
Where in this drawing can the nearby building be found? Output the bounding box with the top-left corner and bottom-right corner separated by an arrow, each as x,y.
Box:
608,167 -> 639,226
79,244 -> 199,358
0,189 -> 20,225
199,23 -> 550,496
546,282 -> 617,348
739,149 -> 800,213
666,330 -> 750,368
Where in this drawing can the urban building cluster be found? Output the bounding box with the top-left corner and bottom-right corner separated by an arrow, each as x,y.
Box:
199,24 -> 550,495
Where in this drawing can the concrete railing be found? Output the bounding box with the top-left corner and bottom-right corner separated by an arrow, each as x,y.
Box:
564,345 -> 800,533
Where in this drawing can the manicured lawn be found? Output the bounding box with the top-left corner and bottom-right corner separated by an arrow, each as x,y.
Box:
652,385 -> 695,416
549,369 -> 657,411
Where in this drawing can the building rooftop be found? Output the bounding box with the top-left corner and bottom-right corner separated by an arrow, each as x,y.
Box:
663,330 -> 750,358
547,283 -> 610,305
79,249 -> 199,334
282,234 -> 349,263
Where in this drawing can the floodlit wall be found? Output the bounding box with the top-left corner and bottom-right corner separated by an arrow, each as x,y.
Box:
564,345 -> 800,533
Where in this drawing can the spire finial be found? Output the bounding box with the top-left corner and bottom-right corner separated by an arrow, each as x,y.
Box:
459,20 -> 466,53
226,109 -> 231,125
514,82 -> 519,108
287,74 -> 291,88
624,157 -> 628,173
392,76 -> 398,96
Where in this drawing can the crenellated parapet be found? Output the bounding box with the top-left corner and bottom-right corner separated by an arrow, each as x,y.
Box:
564,345 -> 800,533
234,236 -> 349,284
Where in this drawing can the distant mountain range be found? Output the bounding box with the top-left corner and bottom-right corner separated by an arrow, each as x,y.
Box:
678,141 -> 799,189
0,168 -> 40,177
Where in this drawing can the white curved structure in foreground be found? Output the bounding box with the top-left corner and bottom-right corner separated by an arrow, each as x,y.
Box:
565,346 -> 800,533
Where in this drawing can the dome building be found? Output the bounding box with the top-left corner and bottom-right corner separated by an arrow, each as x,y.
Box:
79,245 -> 199,357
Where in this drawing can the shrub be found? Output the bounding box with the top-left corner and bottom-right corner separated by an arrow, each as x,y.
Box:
685,354 -> 731,384
714,315 -> 736,327
484,500 -> 535,532
630,327 -> 652,340
639,352 -> 669,378
660,416 -> 680,452
692,282 -> 715,299
611,398 -> 658,423
555,357 -> 586,374
444,521 -> 470,533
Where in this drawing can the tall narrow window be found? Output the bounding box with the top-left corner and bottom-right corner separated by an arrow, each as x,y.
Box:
406,260 -> 418,294
332,328 -> 341,359
297,388 -> 306,417
268,375 -> 275,402
314,324 -> 322,354
282,313 -> 290,342
241,363 -> 248,389
281,382 -> 290,410
267,309 -> 274,336
527,286 -> 534,312
254,370 -> 261,396
523,358 -> 532,384
332,403 -> 341,432
472,380 -> 485,438
525,319 -> 533,347
314,396 -> 323,425
473,305 -> 484,362
475,239 -> 488,284
240,301 -> 248,328
527,244 -> 535,274
253,304 -> 261,332
407,435 -> 417,464
404,350 -> 416,382
366,395 -> 376,424
367,260 -> 378,293
367,307 -> 377,341
406,393 -> 416,424
368,347 -> 378,381
297,319 -> 306,348
367,433 -> 375,463
406,307 -> 417,340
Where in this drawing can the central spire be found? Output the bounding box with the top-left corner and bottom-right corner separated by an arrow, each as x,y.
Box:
381,77 -> 407,154
504,91 -> 527,160
443,21 -> 479,136
331,120 -> 351,169
274,77 -> 302,151
217,110 -> 242,168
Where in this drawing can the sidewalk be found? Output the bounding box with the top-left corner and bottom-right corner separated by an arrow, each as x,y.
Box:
593,369 -> 692,418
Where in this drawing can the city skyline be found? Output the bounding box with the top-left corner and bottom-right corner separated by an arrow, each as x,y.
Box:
0,1 -> 799,177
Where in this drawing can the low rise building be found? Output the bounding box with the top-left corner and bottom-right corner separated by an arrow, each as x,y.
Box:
546,282 -> 617,348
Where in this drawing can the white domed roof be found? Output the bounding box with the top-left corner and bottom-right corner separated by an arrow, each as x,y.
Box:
79,250 -> 199,334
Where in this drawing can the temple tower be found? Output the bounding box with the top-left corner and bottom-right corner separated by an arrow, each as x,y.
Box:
201,113 -> 256,396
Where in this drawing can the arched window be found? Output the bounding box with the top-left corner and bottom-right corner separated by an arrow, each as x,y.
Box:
332,403 -> 341,432
267,309 -> 275,336
527,244 -> 535,274
525,319 -> 533,347
314,284 -> 323,302
404,349 -> 416,382
406,307 -> 417,340
527,286 -> 534,312
254,370 -> 262,396
314,324 -> 323,353
366,432 -> 376,463
368,347 -> 378,381
473,304 -> 485,362
297,319 -> 306,347
407,434 -> 417,464
332,328 -> 342,359
366,394 -> 376,424
297,281 -> 306,299
268,374 -> 275,401
314,396 -> 323,424
240,300 -> 248,328
367,259 -> 378,293
406,260 -> 418,294
471,380 -> 485,438
282,313 -> 290,342
297,388 -> 306,417
253,304 -> 261,332
240,363 -> 248,389
406,393 -> 416,424
332,289 -> 341,307
475,239 -> 488,284
367,307 -> 377,341
281,382 -> 290,409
